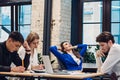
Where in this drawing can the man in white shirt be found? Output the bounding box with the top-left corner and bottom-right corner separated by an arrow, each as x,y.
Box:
96,31 -> 120,80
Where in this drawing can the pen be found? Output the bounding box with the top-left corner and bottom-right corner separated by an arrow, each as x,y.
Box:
22,60 -> 24,67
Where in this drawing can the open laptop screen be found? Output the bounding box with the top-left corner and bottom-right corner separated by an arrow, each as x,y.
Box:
42,55 -> 54,73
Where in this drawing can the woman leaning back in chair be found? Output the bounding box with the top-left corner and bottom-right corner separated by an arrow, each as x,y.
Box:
50,41 -> 92,80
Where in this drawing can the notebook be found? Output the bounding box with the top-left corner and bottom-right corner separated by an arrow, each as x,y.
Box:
42,55 -> 70,75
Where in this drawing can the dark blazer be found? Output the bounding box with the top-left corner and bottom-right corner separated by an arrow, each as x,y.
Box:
0,41 -> 30,79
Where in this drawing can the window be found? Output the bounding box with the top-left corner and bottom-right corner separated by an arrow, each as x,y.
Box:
82,1 -> 103,63
0,6 -> 11,41
18,5 -> 31,39
0,4 -> 31,41
83,2 -> 102,44
111,0 -> 120,43
71,0 -> 120,63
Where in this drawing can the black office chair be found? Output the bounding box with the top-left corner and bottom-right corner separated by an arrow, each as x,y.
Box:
57,59 -> 66,70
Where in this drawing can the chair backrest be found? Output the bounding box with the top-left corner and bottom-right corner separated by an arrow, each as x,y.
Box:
57,59 -> 66,70
110,72 -> 117,80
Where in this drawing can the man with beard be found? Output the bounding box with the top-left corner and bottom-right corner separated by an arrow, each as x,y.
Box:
95,31 -> 120,80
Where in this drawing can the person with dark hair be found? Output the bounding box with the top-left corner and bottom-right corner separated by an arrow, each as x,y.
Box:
96,31 -> 120,80
50,41 -> 93,80
50,41 -> 87,71
0,31 -> 30,80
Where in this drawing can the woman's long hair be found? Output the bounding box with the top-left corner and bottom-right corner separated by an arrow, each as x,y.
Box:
26,32 -> 39,45
60,41 -> 82,59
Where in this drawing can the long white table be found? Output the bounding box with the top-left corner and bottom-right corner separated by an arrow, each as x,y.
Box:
0,71 -> 104,79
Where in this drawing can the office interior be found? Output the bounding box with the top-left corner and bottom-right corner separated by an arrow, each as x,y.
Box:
0,0 -> 120,71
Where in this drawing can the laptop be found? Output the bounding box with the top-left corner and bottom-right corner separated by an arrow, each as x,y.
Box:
32,69 -> 46,73
42,55 -> 70,75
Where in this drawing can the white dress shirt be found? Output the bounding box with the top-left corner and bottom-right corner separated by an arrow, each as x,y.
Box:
68,53 -> 81,65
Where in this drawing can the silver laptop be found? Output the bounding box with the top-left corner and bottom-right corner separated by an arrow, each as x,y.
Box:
42,55 -> 70,75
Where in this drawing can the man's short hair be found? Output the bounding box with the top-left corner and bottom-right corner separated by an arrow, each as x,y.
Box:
8,31 -> 24,44
96,31 -> 115,43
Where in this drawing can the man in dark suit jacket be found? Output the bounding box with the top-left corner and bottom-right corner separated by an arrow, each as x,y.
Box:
0,31 -> 30,80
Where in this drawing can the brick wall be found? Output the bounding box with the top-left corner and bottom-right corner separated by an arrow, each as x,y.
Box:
31,0 -> 45,54
51,0 -> 71,46
51,0 -> 71,68
31,0 -> 71,68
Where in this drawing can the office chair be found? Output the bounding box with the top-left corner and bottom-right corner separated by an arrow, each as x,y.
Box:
57,59 -> 66,70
